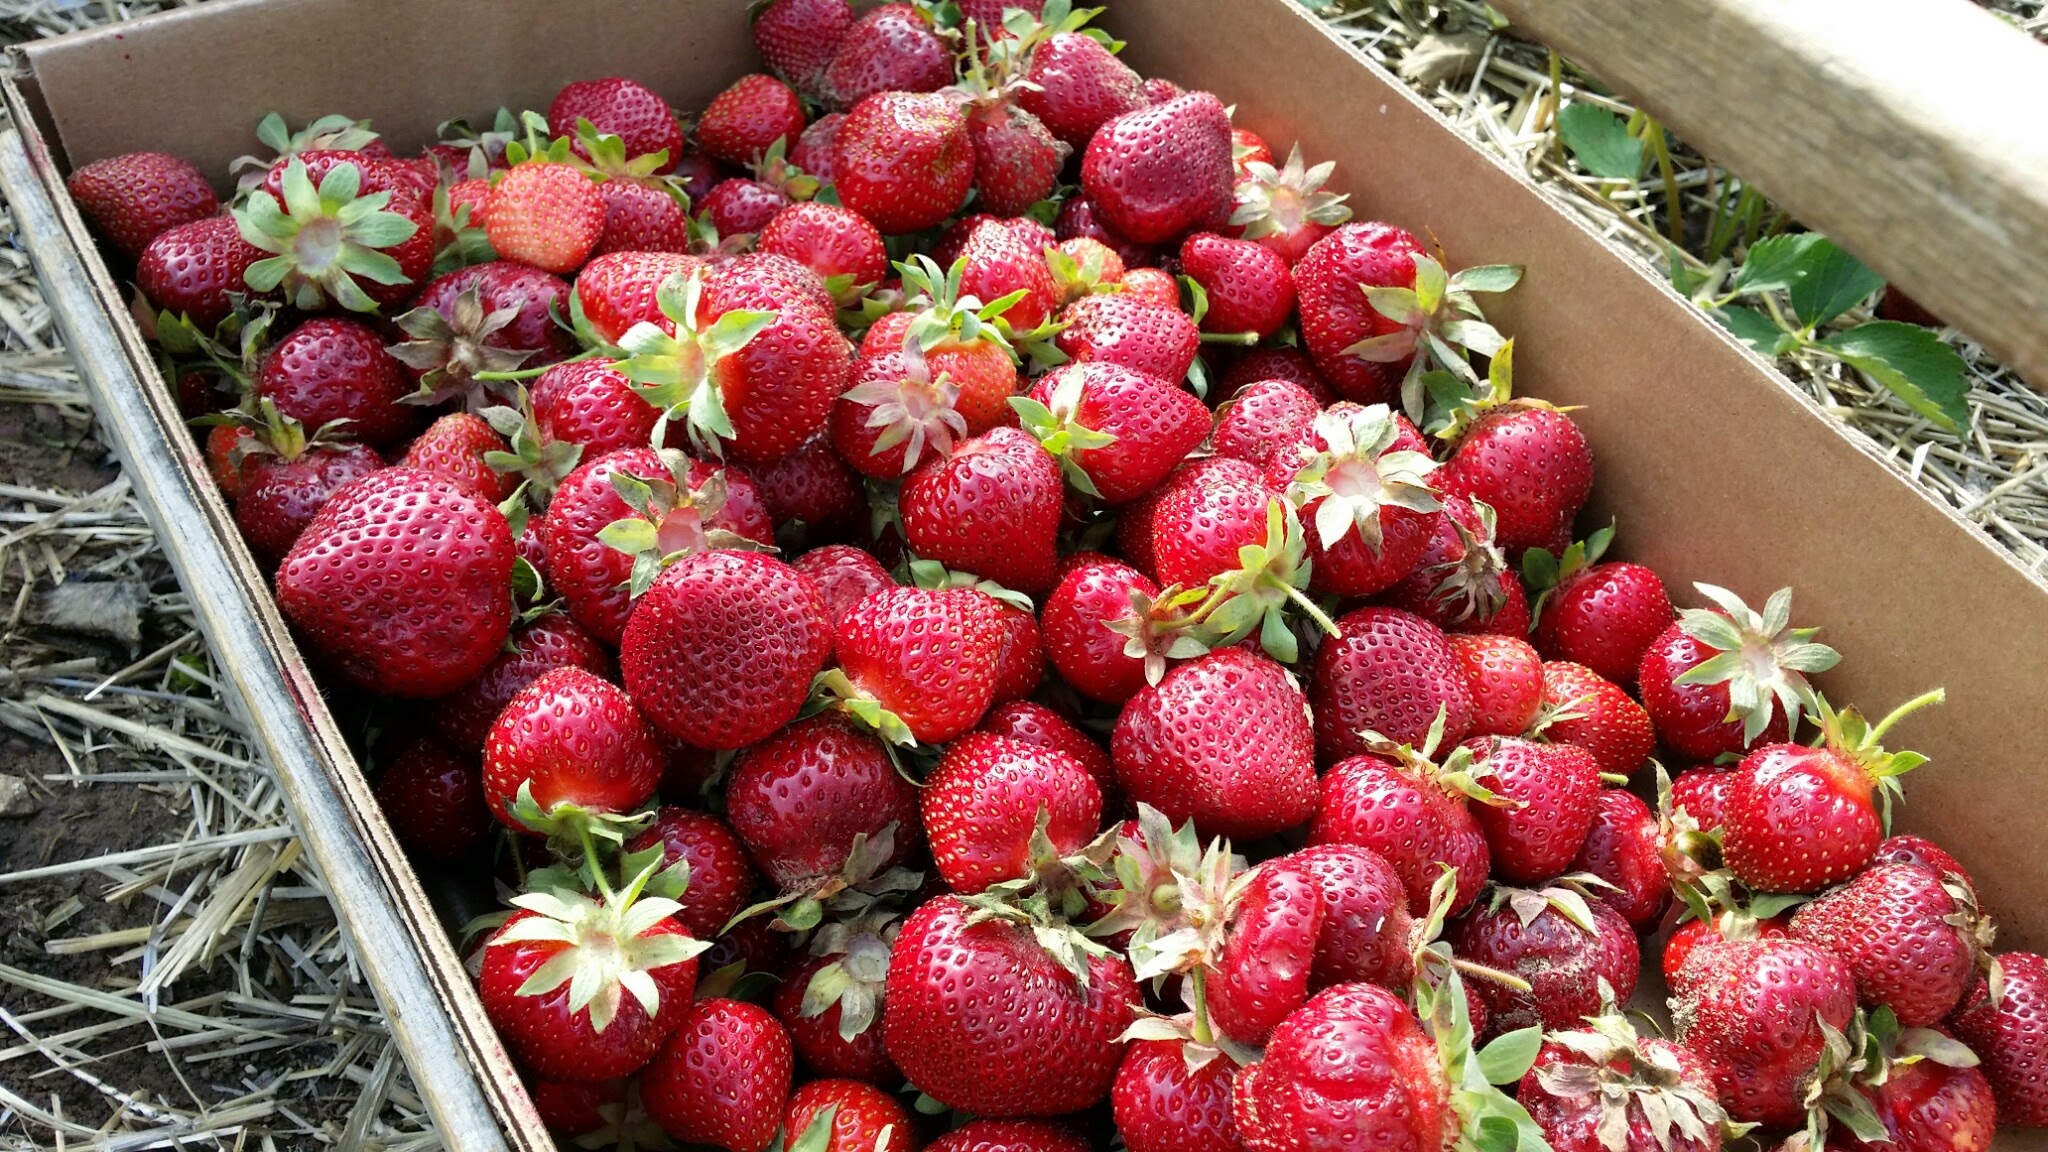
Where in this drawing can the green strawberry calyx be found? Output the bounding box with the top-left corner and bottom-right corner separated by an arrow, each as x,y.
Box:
1791,1006 -> 1979,1152
841,342 -> 968,474
958,850 -> 1120,987
1535,1003 -> 1746,1152
1673,582 -> 1843,746
234,156 -> 421,313
1085,804 -> 1250,983
1009,368 -> 1119,497
427,182 -> 497,279
809,667 -> 919,750
478,385 -> 584,510
1363,710 -> 1517,811
1102,583 -> 1214,687
1345,260 -> 1524,428
1284,403 -> 1442,556
612,268 -> 777,459
799,908 -> 903,1041
1413,964 -> 1552,1152
507,779 -> 657,852
597,451 -> 772,598
229,111 -> 380,193
1520,520 -> 1615,625
905,559 -> 1034,612
727,822 -> 926,935
899,255 -> 1026,360
1811,687 -> 1944,829
389,283 -> 538,410
1230,143 -> 1353,246
1186,498 -> 1341,664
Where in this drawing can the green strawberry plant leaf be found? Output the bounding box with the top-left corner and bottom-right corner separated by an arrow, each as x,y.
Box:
1556,104 -> 1643,181
1818,321 -> 1969,432
1474,1026 -> 1544,1085
1788,242 -> 1885,329
1729,233 -> 1828,295
1713,306 -> 1796,357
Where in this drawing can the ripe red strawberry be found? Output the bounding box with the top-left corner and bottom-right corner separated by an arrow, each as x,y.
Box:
1019,31 -> 1147,149
1310,730 -> 1493,916
1789,862 -> 1991,1026
833,92 -> 974,235
882,894 -> 1138,1116
726,714 -> 921,890
643,998 -> 793,1152
791,112 -> 845,180
1283,404 -> 1443,597
772,954 -> 899,1085
401,412 -> 513,502
1211,376 -> 1320,474
235,156 -> 434,310
832,343 -> 970,478
784,1079 -> 916,1152
759,202 -> 889,287
1208,860 -> 1323,1044
824,3 -> 952,108
1229,143 -> 1354,267
1284,844 -> 1416,991
137,216 -> 264,330
704,179 -> 791,240
1447,633 -> 1544,738
1660,915 -> 1791,988
531,358 -> 659,458
858,274 -> 1022,433
1146,457 -> 1273,587
393,261 -> 575,405
1040,556 -> 1181,705
626,807 -> 760,942
900,427 -> 1063,595
1670,936 -> 1857,1126
479,890 -> 705,1083
922,732 -> 1102,894
1950,951 -> 2048,1126
930,1122 -> 1087,1152
1293,221 -> 1427,403
1113,1038 -> 1241,1152
1433,367 -> 1594,558
752,435 -> 863,538
621,551 -> 833,749
259,317 -> 418,448
1569,790 -> 1669,930
1055,194 -> 1156,271
988,597 -> 1045,703
965,101 -> 1068,218
697,75 -> 808,167
1018,362 -> 1209,503
790,545 -> 893,628
67,151 -> 217,260
979,700 -> 1116,807
1113,648 -> 1317,839
1180,232 -> 1296,339
373,733 -> 490,863
1721,691 -> 1941,893
948,218 -> 1061,332
752,0 -> 855,101
1833,1038 -> 1998,1152
1053,295 -> 1199,382
1219,346 -> 1336,405
831,586 -> 1005,744
550,77 -> 685,173
1081,92 -> 1235,245
275,468 -> 513,697
529,1079 -> 619,1142
1463,736 -> 1601,884
1873,834 -> 1973,891
485,162 -> 606,273
592,176 -> 693,255
1529,540 -> 1672,686
234,438 -> 384,563
1537,661 -> 1655,780
1453,885 -> 1639,1039
1310,606 -> 1475,758
482,667 -> 665,832
571,250 -> 704,346
436,613 -> 614,750
1516,1010 -> 1728,1152
1637,584 -> 1836,762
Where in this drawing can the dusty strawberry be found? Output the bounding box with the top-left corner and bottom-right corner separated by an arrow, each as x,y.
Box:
485,162 -> 606,273
1637,584 -> 1837,762
753,0 -> 855,101
373,733 -> 490,863
275,468 -> 513,697
1113,1038 -> 1241,1152
259,317 -> 417,448
626,807 -> 760,942
401,411 -> 513,501
1017,361 -> 1209,503
929,1122 -> 1088,1152
1536,661 -> 1656,780
1570,790 -> 1669,930
234,156 -> 432,310
1660,915 -> 1790,989
1516,1008 -> 1729,1152
1181,232 -> 1296,339
1209,860 -> 1324,1044
697,74 -> 808,167
1212,377 -> 1321,475
965,101 -> 1067,218
922,732 -> 1102,894
571,250 -> 704,346
621,551 -> 834,749
1229,143 -> 1353,266
436,613 -> 614,750
726,714 -> 921,890
833,92 -> 974,235
391,262 -> 575,406
550,77 -> 684,173
1528,533 -> 1672,687
643,999 -> 794,1152
1670,936 -> 1857,1126
790,545 -> 893,628
1019,30 -> 1147,149
784,1079 -> 917,1152
825,3 -> 952,108
703,179 -> 792,242
1463,736 -> 1601,884
760,202 -> 889,288
1454,884 -> 1639,1039
1310,606 -> 1475,758
979,700 -> 1116,806
1448,633 -> 1545,737
828,585 -> 1005,744
1053,294 -> 1200,382
790,112 -> 845,180
1789,862 -> 1991,1026
1282,403 -> 1443,597
482,667 -> 665,833
67,151 -> 217,260
900,427 -> 1063,594
1950,951 -> 2048,1126
1081,92 -> 1235,245
1292,221 -> 1427,404
1310,722 -> 1494,916
1433,353 -> 1594,557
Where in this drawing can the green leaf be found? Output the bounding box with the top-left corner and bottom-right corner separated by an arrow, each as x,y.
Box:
597,518 -> 659,557
1747,892 -> 1809,919
1448,264 -> 1523,294
1819,321 -> 1970,431
1665,244 -> 1710,298
1476,1026 -> 1544,1084
1556,104 -> 1643,181
1713,306 -> 1796,356
1787,241 -> 1885,328
1730,233 -> 1827,294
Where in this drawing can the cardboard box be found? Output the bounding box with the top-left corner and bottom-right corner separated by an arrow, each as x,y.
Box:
4,0 -> 2045,1148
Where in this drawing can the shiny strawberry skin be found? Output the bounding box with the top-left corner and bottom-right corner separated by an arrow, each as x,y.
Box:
1570,789 -> 1669,930
1437,406 -> 1594,558
967,102 -> 1067,218
1535,561 -> 1672,686
1233,982 -> 1451,1152
698,74 -> 808,167
784,1079 -> 917,1152
1309,607 -> 1475,759
698,260 -> 855,466
1950,951 -> 2048,1126
772,956 -> 900,1084
824,3 -> 952,109
259,317 -> 418,448
436,613 -> 614,750
594,178 -> 693,254
1292,221 -> 1425,404
532,358 -> 660,459
1209,860 -> 1323,1045
1307,507 -> 1440,600
1147,457 -> 1273,588
726,713 -> 921,890
835,586 -> 1005,743
754,435 -> 864,539
989,601 -> 1044,704
1452,894 -> 1639,1040
275,468 -> 513,697
1383,493 -> 1533,637
485,162 -> 606,274
402,412 -> 513,502
1447,633 -> 1544,738
67,151 -> 217,260
1311,753 -> 1491,916
1539,660 -> 1656,779
373,733 -> 490,863
1041,556 -> 1160,705
479,909 -> 699,1083
882,894 -> 1138,1116
1111,648 -> 1318,840
752,0 -> 855,101
234,442 -> 383,563
789,545 -> 893,629
1080,91 -> 1234,245
900,427 -> 1063,595
923,732 -> 1101,894
1054,294 -> 1200,383
928,1121 -> 1090,1152
621,551 -> 834,749
1288,843 -> 1416,990
697,181 -> 785,238
760,201 -> 889,286
481,667 -> 665,827
1637,620 -> 1788,762
1721,742 -> 1881,893
1788,862 -> 1977,1026
956,216 -> 1060,332
626,807 -> 760,941
643,998 -> 794,1152
549,76 -> 685,173
572,251 -> 705,346
1113,1038 -> 1241,1152
1180,232 -> 1296,339
978,700 -> 1116,808
1217,346 -> 1335,405
1029,362 -> 1209,503
137,215 -> 264,331
1670,936 -> 1856,1126
1669,768 -> 1738,833
1211,377 -> 1321,474
1464,736 -> 1601,883
834,91 -> 974,235
1874,834 -> 1975,892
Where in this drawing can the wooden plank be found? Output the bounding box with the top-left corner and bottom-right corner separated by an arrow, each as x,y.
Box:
1488,0 -> 2048,389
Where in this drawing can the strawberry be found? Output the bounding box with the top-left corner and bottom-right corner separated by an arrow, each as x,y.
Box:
401,411 -> 513,502
1053,294 -> 1199,382
1212,377 -> 1320,475
772,953 -> 899,1085
1281,404 -> 1443,598
1018,31 -> 1147,149
1873,834 -> 1973,891
1016,362 -> 1209,503
233,433 -> 384,563
1830,1030 -> 1997,1152
922,731 -> 1102,894
1660,914 -> 1790,988
1527,531 -> 1672,687
373,733 -> 490,863
1463,736 -> 1601,884
1789,862 -> 1992,1026
1569,790 -> 1669,930
1081,92 -> 1235,245
67,151 -> 217,260
790,545 -> 893,628
643,998 -> 794,1152
1180,232 -> 1296,339
482,667 -> 665,834
755,438 -> 863,542
549,77 -> 684,173
1670,936 -> 1857,1126
988,595 -> 1045,703
1115,264 -> 1177,303
1637,584 -> 1838,762
827,585 -> 1005,744
900,427 -> 1063,595
702,175 -> 792,235
1231,127 -> 1273,170
620,551 -> 834,749
436,614 -> 614,750
783,1079 -> 916,1152
791,112 -> 846,180
759,202 -> 889,288
979,700 -> 1116,807
485,162 -> 607,274
1292,221 -> 1426,404
882,894 -> 1138,1115
1516,1008 -> 1729,1152
833,92 -> 975,235
530,1079 -> 621,1142
1146,457 -> 1272,586
948,219 -> 1060,333
592,176 -> 693,255
479,884 -> 706,1083
531,358 -> 659,458
1055,195 -> 1156,272
275,468 -> 513,697
1453,884 -> 1639,1039
391,262 -> 575,406
1310,607 -> 1475,758
726,714 -> 922,891
1208,859 -> 1323,1044
1229,144 -> 1353,267
1448,633 -> 1544,738
860,268 -> 1022,430
1112,1038 -> 1241,1152
1040,555 -> 1186,705
1950,951 -> 2048,1126
1218,346 -> 1335,405
832,342 -> 970,478
1432,350 -> 1594,557
1112,648 -> 1318,839
571,250 -> 704,346
929,1122 -> 1088,1152
1721,691 -> 1942,893
965,101 -> 1068,218
824,3 -> 953,109
1309,722 -> 1494,916
697,75 -> 808,167
1536,661 -> 1655,780
752,0 -> 855,101
234,156 -> 432,310
259,317 -> 417,448
626,807 -> 760,942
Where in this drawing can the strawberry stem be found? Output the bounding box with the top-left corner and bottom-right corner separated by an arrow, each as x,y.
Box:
1278,580 -> 1342,637
1196,331 -> 1260,346
476,348 -> 602,382
1451,956 -> 1533,994
1870,688 -> 1945,741
1190,966 -> 1216,1046
579,823 -> 616,903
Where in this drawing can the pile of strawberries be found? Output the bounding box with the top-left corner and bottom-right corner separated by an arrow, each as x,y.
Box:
67,1 -> 2044,1149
